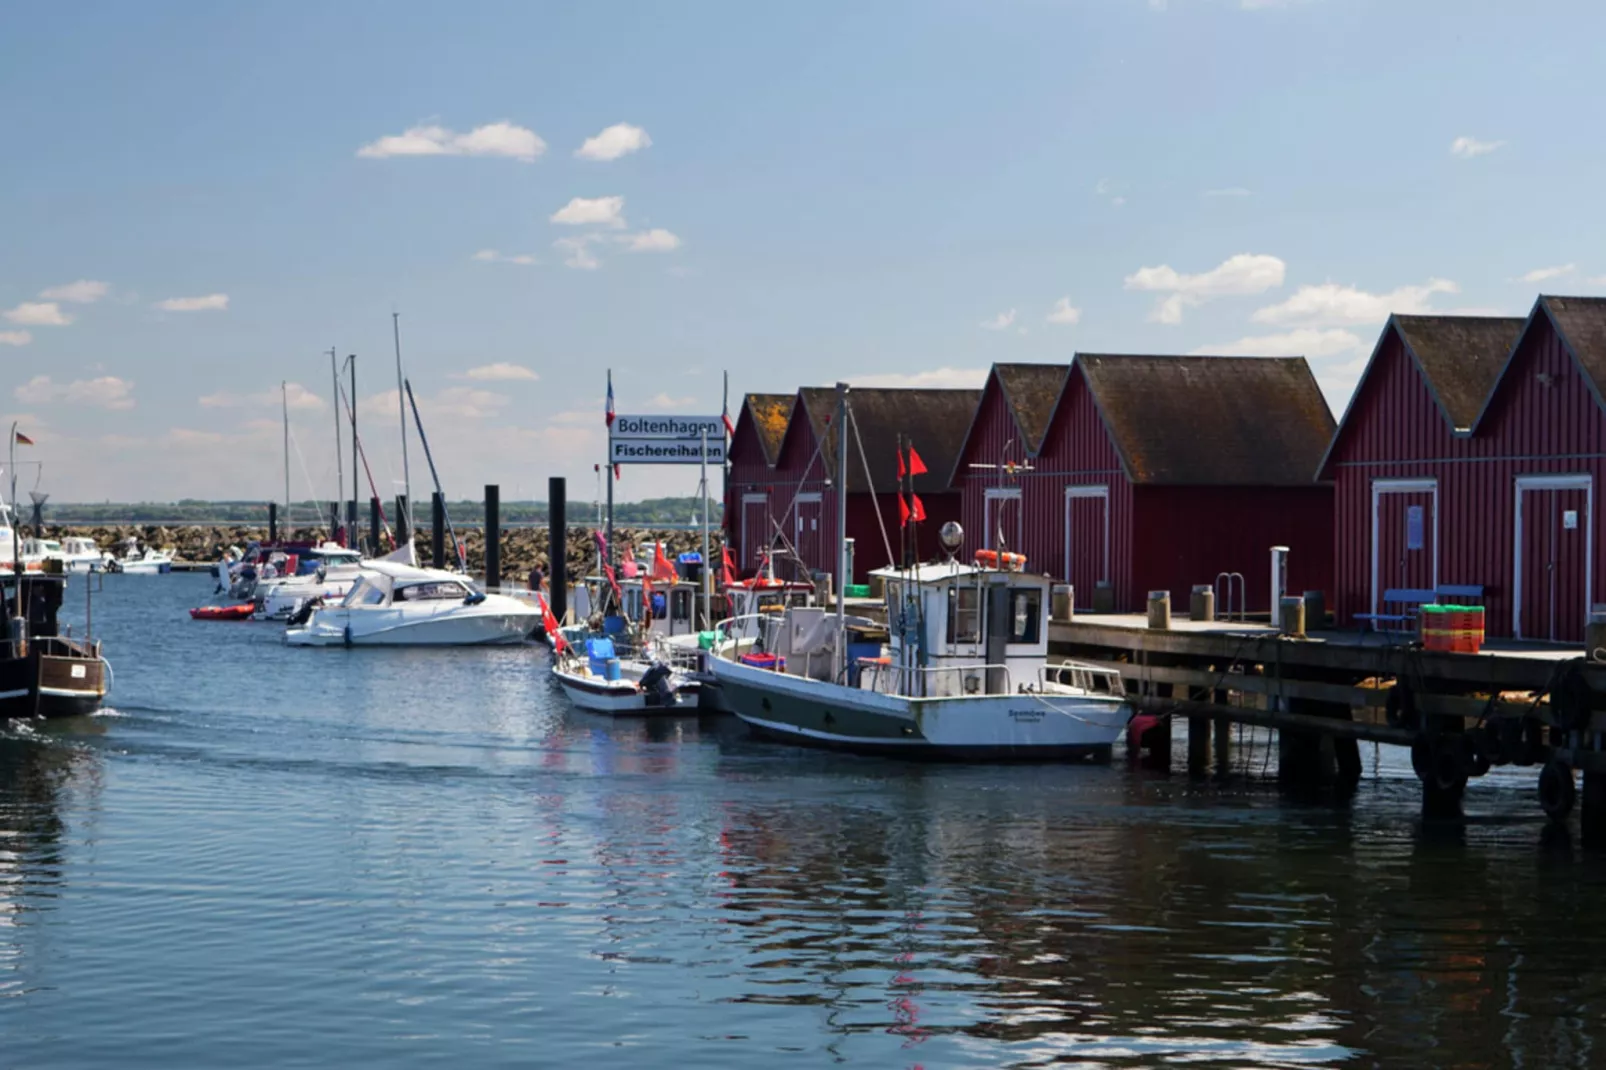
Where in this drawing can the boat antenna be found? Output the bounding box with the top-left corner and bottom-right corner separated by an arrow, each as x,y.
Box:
393,311 -> 414,538
404,378 -> 466,572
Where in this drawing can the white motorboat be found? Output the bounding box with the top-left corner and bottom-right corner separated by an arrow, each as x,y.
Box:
551,635 -> 694,714
20,536 -> 106,573
103,547 -> 174,574
284,562 -> 541,646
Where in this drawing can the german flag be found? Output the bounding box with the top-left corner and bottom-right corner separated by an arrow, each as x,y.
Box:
13,431 -> 32,446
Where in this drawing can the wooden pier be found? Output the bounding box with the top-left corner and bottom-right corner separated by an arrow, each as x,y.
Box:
1050,613 -> 1606,828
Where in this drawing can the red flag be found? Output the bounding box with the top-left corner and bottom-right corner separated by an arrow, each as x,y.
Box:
721,543 -> 737,586
907,447 -> 927,477
643,574 -> 654,619
896,449 -> 906,480
602,564 -> 623,607
652,542 -> 678,582
723,412 -> 736,438
899,494 -> 910,528
539,595 -> 567,653
612,463 -> 621,480
910,494 -> 927,523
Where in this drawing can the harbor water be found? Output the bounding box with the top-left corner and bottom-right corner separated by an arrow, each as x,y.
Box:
4,574 -> 1606,1068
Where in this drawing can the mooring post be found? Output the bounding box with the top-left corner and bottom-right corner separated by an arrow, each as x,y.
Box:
268,502 -> 278,544
369,496 -> 381,556
1188,713 -> 1211,776
484,484 -> 501,589
329,502 -> 341,545
549,477 -> 567,624
431,492 -> 446,569
395,495 -> 409,546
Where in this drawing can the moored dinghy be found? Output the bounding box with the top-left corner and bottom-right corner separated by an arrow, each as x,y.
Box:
550,634 -> 693,714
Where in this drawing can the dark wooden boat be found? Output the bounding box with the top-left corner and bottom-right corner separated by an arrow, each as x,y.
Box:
1,568 -> 110,719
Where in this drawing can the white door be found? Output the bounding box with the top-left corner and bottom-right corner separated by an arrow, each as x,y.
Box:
984,487 -> 1022,552
740,493 -> 768,570
1514,474 -> 1593,642
1370,478 -> 1438,617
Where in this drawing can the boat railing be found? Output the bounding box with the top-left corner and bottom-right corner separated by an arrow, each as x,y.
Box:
857,661 -> 1021,699
13,635 -> 101,660
1038,662 -> 1125,697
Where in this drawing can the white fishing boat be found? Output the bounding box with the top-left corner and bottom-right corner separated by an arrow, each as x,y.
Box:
706,384 -> 1131,760
103,546 -> 174,574
60,536 -> 106,573
284,561 -> 540,646
551,634 -> 694,714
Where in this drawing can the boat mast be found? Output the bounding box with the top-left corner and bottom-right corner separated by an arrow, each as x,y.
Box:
405,379 -> 465,572
329,348 -> 342,530
393,312 -> 413,536
281,381 -> 291,527
834,381 -> 849,682
349,354 -> 358,552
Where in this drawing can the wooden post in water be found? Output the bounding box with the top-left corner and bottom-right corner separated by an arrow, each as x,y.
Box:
268,502 -> 278,544
1187,713 -> 1211,776
484,485 -> 501,589
431,492 -> 446,569
549,477 -> 567,624
369,497 -> 381,556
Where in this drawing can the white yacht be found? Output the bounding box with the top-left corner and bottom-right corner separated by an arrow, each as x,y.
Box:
284,562 -> 541,646
104,542 -> 174,574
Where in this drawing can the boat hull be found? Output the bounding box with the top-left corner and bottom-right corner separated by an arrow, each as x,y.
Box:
0,649 -> 109,719
286,611 -> 539,647
553,669 -> 691,715
711,656 -> 1127,761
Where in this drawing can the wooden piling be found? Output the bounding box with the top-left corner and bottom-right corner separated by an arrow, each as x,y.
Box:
1187,714 -> 1211,775
369,497 -> 381,556
329,502 -> 341,546
395,495 -> 409,544
268,502 -> 278,544
548,477 -> 567,623
1583,772 -> 1606,846
484,484 -> 501,589
1213,714 -> 1232,774
431,492 -> 445,568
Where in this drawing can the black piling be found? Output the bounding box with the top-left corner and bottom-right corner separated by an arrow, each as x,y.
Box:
484,484 -> 501,589
365,497 -> 378,556
431,492 -> 445,569
329,502 -> 341,544
346,500 -> 358,555
268,502 -> 278,543
395,495 -> 409,545
549,477 -> 567,623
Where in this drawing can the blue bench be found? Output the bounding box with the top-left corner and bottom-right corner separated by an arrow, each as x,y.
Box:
1354,584 -> 1486,632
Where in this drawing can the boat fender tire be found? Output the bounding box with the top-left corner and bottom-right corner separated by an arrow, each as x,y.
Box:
1463,729 -> 1493,778
1410,737 -> 1433,783
1539,759 -> 1576,822
1481,722 -> 1511,766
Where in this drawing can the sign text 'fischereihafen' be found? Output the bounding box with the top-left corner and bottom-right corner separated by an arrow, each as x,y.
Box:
609,437 -> 727,465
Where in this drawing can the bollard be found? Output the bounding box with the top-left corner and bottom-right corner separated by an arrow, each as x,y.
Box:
369,496 -> 381,556
549,477 -> 567,623
268,501 -> 279,544
1147,590 -> 1171,630
1280,595 -> 1306,637
1092,581 -> 1116,614
431,492 -> 446,568
484,484 -> 501,590
1190,584 -> 1215,622
1303,590 -> 1327,630
1051,584 -> 1073,623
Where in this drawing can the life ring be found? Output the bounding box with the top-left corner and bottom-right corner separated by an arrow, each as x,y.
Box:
1538,759 -> 1576,822
973,549 -> 1027,571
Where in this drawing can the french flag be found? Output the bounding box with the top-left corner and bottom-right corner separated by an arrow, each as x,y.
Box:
605,370 -> 616,428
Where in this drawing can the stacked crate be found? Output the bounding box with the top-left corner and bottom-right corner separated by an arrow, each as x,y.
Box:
1419,605 -> 1486,653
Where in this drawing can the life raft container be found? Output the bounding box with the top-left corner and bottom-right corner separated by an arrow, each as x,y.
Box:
189,603 -> 256,621
973,549 -> 1027,571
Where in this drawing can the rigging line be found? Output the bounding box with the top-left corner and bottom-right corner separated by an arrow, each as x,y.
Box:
846,405 -> 896,571
333,377 -> 395,545
286,425 -> 323,534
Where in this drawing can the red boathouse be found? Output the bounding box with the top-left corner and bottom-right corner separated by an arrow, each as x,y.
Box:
725,393 -> 797,571
1322,297 -> 1606,642
954,355 -> 1336,613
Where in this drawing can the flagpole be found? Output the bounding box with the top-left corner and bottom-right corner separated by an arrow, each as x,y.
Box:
605,369 -> 615,591
8,423 -> 18,586
700,425 -> 710,630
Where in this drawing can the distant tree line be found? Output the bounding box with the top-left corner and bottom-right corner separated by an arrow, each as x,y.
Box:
42,497 -> 723,527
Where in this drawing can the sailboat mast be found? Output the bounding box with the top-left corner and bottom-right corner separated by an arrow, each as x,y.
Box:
349,355 -> 358,551
282,381 -> 291,526
329,348 -> 342,516
393,312 -> 413,535
700,425 -> 710,629
834,382 -> 849,680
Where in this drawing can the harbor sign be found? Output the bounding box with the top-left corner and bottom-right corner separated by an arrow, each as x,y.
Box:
609,414 -> 726,465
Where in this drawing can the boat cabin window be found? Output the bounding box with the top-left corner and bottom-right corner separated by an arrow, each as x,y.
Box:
1008,588 -> 1042,644
395,581 -> 468,602
946,585 -> 981,644
671,589 -> 693,621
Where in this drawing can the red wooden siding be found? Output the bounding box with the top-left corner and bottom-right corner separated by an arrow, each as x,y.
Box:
1329,316 -> 1606,638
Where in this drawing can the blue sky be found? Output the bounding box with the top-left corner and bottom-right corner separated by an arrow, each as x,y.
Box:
3,0 -> 1604,504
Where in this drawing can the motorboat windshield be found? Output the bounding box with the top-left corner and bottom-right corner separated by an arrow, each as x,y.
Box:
341,574 -> 393,607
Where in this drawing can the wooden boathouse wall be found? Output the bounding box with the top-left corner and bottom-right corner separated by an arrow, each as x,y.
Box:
726,393 -> 796,572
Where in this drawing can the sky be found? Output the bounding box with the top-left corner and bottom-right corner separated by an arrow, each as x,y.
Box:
4,0 -> 1606,506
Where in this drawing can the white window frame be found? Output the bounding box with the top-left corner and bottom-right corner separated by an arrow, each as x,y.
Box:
793,491 -> 823,544
1063,484 -> 1110,589
1370,478 -> 1439,617
984,487 -> 1023,552
1513,473 -> 1593,641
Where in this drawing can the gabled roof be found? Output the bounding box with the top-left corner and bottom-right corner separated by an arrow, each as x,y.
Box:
995,363 -> 1072,453
789,387 -> 982,494
1317,313 -> 1526,476
737,393 -> 794,466
1471,295 -> 1606,429
1076,354 -> 1334,486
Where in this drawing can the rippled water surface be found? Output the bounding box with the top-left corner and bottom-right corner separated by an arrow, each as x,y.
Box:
4,574 -> 1606,1068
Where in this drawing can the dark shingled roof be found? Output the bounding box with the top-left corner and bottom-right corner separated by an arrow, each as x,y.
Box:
993,363 -> 1072,453
1077,354 -> 1335,486
794,387 -> 982,494
1542,295 -> 1606,401
1393,314 -> 1525,430
741,393 -> 795,466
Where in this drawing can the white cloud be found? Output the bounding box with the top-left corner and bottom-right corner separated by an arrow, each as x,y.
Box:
155,293 -> 229,312
550,196 -> 626,228
432,387 -> 510,419
1188,328 -> 1365,359
554,236 -> 603,270
623,228 -> 681,253
575,123 -> 652,161
457,363 -> 539,382
15,375 -> 135,410
199,382 -> 325,411
471,249 -> 536,265
0,331 -> 31,346
1124,253 -> 1286,324
357,121 -> 546,162
1450,136 -> 1504,159
3,301 -> 71,326
1046,297 -> 1081,325
981,309 -> 1017,331
1517,264 -> 1575,284
1251,278 -> 1458,326
1111,196 -> 1126,208
1586,276 -> 1606,288
1203,187 -> 1252,198
641,392 -> 697,411
39,279 -> 109,303
853,368 -> 990,389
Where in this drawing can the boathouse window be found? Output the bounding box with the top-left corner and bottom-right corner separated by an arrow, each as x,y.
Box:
947,586 -> 981,644
1008,589 -> 1041,644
